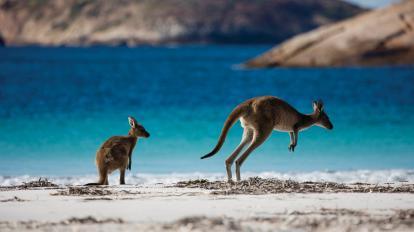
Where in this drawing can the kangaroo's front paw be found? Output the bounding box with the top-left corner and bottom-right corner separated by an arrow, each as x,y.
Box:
288,144 -> 296,152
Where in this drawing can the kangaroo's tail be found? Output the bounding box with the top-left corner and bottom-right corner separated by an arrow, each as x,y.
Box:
84,182 -> 102,186
200,105 -> 245,159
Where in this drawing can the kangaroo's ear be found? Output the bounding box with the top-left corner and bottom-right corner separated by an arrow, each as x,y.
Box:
313,100 -> 323,113
312,101 -> 319,112
319,100 -> 324,111
128,116 -> 136,128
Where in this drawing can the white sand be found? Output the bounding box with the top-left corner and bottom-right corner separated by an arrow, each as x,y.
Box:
1,184 -> 413,231
0,186 -> 412,221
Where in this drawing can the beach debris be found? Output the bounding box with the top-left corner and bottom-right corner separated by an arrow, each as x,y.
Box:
1,209 -> 413,231
50,186 -> 143,196
175,177 -> 414,195
83,197 -> 113,201
162,216 -> 241,231
394,209 -> 414,221
0,216 -> 124,230
19,178 -> 57,188
0,196 -> 27,202
61,216 -> 124,225
159,209 -> 414,232
51,186 -> 113,196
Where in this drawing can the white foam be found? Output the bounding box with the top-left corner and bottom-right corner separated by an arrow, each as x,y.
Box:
1,169 -> 413,186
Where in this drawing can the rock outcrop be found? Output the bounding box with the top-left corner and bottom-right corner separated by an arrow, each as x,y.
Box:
244,0 -> 414,67
0,0 -> 362,46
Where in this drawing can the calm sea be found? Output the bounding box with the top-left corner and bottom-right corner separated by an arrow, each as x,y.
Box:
0,46 -> 413,185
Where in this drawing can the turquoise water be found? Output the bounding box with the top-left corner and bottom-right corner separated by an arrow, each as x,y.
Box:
0,46 -> 413,179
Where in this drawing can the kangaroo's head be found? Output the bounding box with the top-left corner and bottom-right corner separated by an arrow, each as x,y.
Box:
128,116 -> 150,138
312,100 -> 333,130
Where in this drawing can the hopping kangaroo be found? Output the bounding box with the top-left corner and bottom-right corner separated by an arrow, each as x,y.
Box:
86,116 -> 150,185
201,96 -> 333,182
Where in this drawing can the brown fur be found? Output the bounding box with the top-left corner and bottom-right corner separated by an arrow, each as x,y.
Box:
201,96 -> 333,182
86,116 -> 149,185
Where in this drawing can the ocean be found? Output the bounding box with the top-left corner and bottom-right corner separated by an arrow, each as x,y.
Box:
0,45 -> 413,185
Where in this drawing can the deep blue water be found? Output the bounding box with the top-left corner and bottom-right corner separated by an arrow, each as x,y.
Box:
0,46 -> 413,176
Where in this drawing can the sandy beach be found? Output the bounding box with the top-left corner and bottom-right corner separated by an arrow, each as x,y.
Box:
1,178 -> 413,231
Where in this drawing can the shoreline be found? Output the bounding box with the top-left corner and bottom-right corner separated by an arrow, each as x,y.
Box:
1,169 -> 414,186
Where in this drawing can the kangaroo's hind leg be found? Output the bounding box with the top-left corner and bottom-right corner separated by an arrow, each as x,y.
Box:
120,168 -> 126,185
98,167 -> 109,185
235,126 -> 273,181
225,128 -> 253,182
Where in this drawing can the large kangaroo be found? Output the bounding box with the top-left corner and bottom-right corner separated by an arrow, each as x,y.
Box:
86,116 -> 150,185
201,96 -> 333,182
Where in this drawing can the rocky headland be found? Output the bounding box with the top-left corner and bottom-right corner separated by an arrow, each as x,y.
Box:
0,0 -> 362,46
244,0 -> 414,67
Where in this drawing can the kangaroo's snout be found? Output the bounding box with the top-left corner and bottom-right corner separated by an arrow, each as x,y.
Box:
321,119 -> 333,130
324,116 -> 333,130
327,123 -> 333,130
145,131 -> 150,138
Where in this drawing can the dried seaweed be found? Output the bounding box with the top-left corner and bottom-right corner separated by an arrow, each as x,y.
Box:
50,187 -> 143,196
60,216 -> 123,224
19,178 -> 58,188
2,210 -> 413,231
51,187 -> 113,196
162,216 -> 241,231
83,197 -> 113,201
0,216 -> 124,230
0,196 -> 27,202
160,209 -> 414,232
175,177 -> 414,195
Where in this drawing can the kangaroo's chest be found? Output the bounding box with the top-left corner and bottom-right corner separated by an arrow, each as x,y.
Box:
102,143 -> 132,163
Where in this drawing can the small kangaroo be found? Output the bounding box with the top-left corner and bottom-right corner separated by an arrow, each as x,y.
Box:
86,116 -> 150,185
201,96 -> 333,182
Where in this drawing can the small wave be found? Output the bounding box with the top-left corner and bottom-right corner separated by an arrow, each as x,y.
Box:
1,169 -> 413,186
